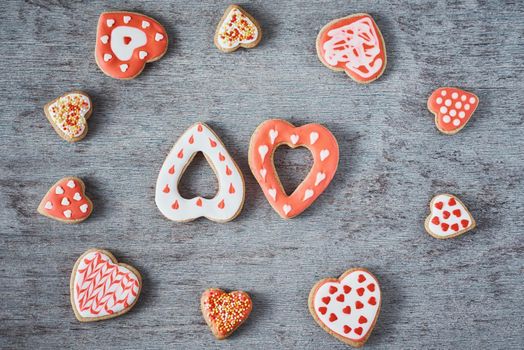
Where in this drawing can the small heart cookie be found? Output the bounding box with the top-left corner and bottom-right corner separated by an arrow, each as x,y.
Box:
201,288 -> 252,339
37,177 -> 93,223
428,87 -> 479,134
214,5 -> 262,53
44,91 -> 92,142
70,249 -> 141,322
425,193 -> 476,239
309,268 -> 381,347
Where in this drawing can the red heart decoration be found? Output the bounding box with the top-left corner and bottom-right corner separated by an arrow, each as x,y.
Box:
309,268 -> 381,347
38,177 -> 92,223
428,87 -> 479,134
201,288 -> 252,339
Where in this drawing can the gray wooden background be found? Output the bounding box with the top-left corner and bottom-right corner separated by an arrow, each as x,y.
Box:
1,0 -> 523,349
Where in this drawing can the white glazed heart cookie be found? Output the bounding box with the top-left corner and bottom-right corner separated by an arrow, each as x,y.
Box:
309,268 -> 381,347
425,193 -> 476,239
155,122 -> 245,222
44,91 -> 92,142
214,5 -> 262,53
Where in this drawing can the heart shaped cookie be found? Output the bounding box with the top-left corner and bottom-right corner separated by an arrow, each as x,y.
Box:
70,249 -> 141,322
37,177 -> 93,223
425,193 -> 476,239
248,119 -> 339,219
155,122 -> 245,222
214,5 -> 262,52
317,13 -> 386,83
44,91 -> 92,142
95,11 -> 168,79
201,288 -> 252,339
428,87 -> 479,134
309,268 -> 381,347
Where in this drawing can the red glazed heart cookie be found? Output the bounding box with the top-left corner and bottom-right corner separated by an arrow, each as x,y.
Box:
425,194 -> 476,239
70,249 -> 141,322
309,268 -> 381,347
44,91 -> 92,142
248,119 -> 339,219
95,11 -> 168,79
214,5 -> 262,53
37,177 -> 93,223
201,288 -> 253,339
155,123 -> 245,222
317,13 -> 387,83
428,87 -> 479,134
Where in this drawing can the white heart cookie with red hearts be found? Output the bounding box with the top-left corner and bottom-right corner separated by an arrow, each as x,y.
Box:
70,248 -> 142,322
309,268 -> 381,347
425,193 -> 476,239
155,122 -> 245,222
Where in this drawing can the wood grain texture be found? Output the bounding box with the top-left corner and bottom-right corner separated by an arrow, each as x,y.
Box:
0,0 -> 523,349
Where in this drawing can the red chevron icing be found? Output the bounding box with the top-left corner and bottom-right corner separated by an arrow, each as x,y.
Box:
72,250 -> 140,320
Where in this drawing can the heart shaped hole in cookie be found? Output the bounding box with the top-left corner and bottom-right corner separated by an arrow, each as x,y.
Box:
178,152 -> 219,199
273,145 -> 314,195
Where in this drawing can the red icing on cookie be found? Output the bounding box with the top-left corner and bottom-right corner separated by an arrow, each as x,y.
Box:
428,87 -> 479,134
248,119 -> 339,219
95,12 -> 168,79
317,13 -> 386,83
37,177 -> 92,223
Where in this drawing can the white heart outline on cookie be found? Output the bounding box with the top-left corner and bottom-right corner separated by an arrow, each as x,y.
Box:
424,193 -> 476,239
155,122 -> 245,223
309,268 -> 381,347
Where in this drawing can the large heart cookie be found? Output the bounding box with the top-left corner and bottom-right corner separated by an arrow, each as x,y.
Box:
317,13 -> 386,84
248,119 -> 339,219
70,249 -> 141,322
44,91 -> 92,142
155,122 -> 245,222
37,177 -> 93,223
309,268 -> 381,347
95,11 -> 168,79
428,87 -> 479,134
425,193 -> 476,239
201,288 -> 253,339
214,5 -> 261,52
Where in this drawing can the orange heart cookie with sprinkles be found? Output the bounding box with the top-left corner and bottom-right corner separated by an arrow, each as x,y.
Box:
70,248 -> 141,322
248,119 -> 339,219
201,288 -> 253,339
44,91 -> 92,142
428,87 -> 479,134
95,11 -> 168,79
37,177 -> 93,223
317,13 -> 387,84
155,122 -> 245,222
309,268 -> 382,347
425,194 -> 476,239
214,5 -> 262,53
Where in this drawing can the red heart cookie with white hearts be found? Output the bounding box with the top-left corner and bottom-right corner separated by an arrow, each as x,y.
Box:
95,11 -> 168,79
214,5 -> 262,53
425,193 -> 476,239
70,248 -> 141,322
248,119 -> 339,219
309,268 -> 381,348
201,288 -> 253,339
428,87 -> 479,134
317,13 -> 387,84
37,177 -> 93,223
44,91 -> 92,142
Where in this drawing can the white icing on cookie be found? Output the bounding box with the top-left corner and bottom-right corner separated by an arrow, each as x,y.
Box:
110,26 -> 147,61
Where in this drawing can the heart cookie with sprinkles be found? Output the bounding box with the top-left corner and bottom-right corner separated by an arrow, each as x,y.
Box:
44,91 -> 92,142
425,193 -> 476,239
214,5 -> 262,53
37,177 -> 92,223
428,87 -> 479,134
95,11 -> 168,79
201,288 -> 252,339
248,119 -> 339,219
70,248 -> 141,322
309,268 -> 381,347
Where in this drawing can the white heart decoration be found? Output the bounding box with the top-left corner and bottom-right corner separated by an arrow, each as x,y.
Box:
290,134 -> 299,145
283,204 -> 292,215
303,189 -> 314,201
320,149 -> 330,161
269,129 -> 278,144
315,172 -> 326,186
310,132 -> 319,145
268,188 -> 277,201
258,145 -> 269,162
